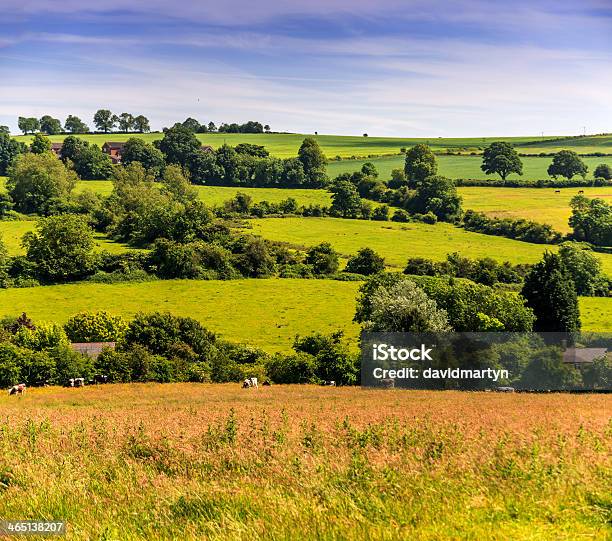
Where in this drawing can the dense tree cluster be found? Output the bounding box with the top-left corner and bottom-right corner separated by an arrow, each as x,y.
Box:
569,195 -> 612,246
0,311 -> 358,387
150,126 -> 328,188
404,252 -> 529,286
462,209 -> 562,244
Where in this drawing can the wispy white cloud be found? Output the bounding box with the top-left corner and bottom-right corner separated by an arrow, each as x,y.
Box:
0,0 -> 609,136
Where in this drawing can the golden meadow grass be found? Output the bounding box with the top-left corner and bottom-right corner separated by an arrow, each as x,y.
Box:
0,384 -> 609,540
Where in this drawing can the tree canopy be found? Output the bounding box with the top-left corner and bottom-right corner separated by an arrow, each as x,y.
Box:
481,142 -> 523,180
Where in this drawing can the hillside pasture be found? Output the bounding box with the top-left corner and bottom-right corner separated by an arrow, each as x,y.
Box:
458,186 -> 612,233
0,279 -> 361,351
327,154 -> 612,182
0,220 -> 131,256
579,297 -> 612,332
14,133 -> 556,159
73,181 -> 332,207
246,217 -> 612,275
0,278 -> 606,349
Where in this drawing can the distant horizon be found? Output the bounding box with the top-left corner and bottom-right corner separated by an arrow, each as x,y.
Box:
1,1 -> 610,137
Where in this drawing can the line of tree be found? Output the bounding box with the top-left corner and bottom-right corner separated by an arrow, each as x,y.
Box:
14,113 -> 272,136
16,113 -> 150,135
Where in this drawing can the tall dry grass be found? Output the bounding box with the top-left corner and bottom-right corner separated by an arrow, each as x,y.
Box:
0,384 -> 609,540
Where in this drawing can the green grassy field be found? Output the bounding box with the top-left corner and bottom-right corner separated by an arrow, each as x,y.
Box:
0,279 -> 606,350
12,133 -> 560,159
247,217 -> 612,275
14,132 -> 612,159
0,220 -> 130,256
74,181 -> 332,206
327,154 -> 612,182
458,186 -> 612,233
0,279 -> 361,351
579,297 -> 612,332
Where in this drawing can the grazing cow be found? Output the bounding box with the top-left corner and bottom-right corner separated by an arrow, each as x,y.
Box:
8,383 -> 26,395
93,375 -> 108,384
262,380 -> 271,386
242,377 -> 259,389
554,190 -> 561,194
578,190 -> 584,194
321,380 -> 336,386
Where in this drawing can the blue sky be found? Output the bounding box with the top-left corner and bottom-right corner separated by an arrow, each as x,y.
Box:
0,0 -> 610,136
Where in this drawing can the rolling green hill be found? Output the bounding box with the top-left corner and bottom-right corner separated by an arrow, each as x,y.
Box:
14,132 -> 612,159
0,279 -> 606,351
0,220 -> 131,256
0,279 -> 361,352
11,133 -> 557,159
458,186 -> 612,233
327,154 -> 612,182
246,217 -> 612,275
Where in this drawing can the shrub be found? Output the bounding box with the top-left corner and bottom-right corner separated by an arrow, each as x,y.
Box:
372,205 -> 390,221
266,353 -> 319,384
7,153 -> 78,214
345,248 -> 385,275
391,209 -> 410,222
22,214 -> 98,283
64,311 -> 128,343
13,323 -> 69,351
305,242 -> 339,275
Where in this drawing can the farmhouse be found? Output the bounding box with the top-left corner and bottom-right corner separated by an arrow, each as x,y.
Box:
71,342 -> 116,359
102,142 -> 126,164
201,144 -> 213,152
562,347 -> 607,368
50,142 -> 63,157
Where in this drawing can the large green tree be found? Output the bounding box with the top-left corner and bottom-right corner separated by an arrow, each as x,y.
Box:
64,115 -> 89,134
305,242 -> 339,275
121,138 -> 165,177
39,115 -> 63,135
558,242 -> 604,296
521,252 -> 580,333
22,214 -> 97,282
329,180 -> 362,218
481,142 -> 523,180
133,115 -> 151,133
117,113 -> 135,132
72,145 -> 114,180
93,109 -> 117,133
59,136 -> 89,163
30,133 -> 52,154
364,279 -> 451,332
17,117 -> 40,135
404,144 -> 437,186
569,195 -> 612,246
594,163 -> 612,180
0,132 -> 25,175
345,248 -> 385,275
297,137 -> 328,187
7,153 -> 77,214
408,175 -> 462,221
547,150 -> 588,180
154,125 -> 201,166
